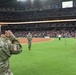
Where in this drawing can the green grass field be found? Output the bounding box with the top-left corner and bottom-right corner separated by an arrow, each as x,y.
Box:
10,38 -> 76,75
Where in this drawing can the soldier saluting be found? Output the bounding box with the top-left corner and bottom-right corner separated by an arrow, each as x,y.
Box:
0,30 -> 22,75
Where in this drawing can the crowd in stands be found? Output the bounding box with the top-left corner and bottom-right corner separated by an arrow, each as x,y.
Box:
1,7 -> 76,38
2,21 -> 76,38
13,29 -> 75,38
0,7 -> 76,22
2,22 -> 76,30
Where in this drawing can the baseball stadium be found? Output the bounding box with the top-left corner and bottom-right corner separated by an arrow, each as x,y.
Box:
0,0 -> 76,75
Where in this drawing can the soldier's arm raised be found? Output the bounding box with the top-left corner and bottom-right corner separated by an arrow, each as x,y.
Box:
5,30 -> 22,54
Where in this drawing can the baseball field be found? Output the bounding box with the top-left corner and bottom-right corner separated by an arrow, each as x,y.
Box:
10,38 -> 76,75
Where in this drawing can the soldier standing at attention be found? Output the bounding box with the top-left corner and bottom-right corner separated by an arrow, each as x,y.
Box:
0,30 -> 22,75
27,32 -> 32,50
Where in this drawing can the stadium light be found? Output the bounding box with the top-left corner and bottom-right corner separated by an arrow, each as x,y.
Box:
40,0 -> 46,1
17,0 -> 27,1
31,0 -> 34,4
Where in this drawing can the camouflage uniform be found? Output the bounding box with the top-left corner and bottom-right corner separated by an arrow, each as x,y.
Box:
0,34 -> 22,75
27,33 -> 32,50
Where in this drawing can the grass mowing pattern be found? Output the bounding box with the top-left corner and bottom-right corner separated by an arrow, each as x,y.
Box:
10,38 -> 76,75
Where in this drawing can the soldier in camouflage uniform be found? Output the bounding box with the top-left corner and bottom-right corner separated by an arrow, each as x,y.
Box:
0,30 -> 22,75
27,33 -> 32,50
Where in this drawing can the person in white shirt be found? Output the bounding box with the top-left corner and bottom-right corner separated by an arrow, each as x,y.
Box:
58,34 -> 61,40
